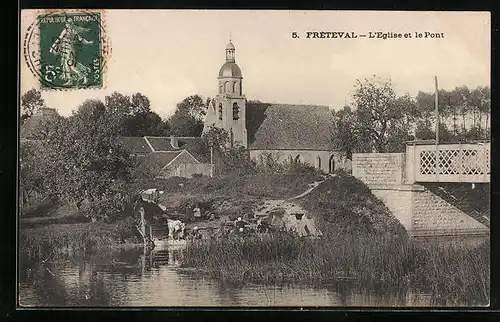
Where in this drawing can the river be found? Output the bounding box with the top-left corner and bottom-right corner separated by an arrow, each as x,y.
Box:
19,241 -> 475,307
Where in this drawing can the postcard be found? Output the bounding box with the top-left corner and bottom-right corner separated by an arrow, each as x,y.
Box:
19,10 -> 490,307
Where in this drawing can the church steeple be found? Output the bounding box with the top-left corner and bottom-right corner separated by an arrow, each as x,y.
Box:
203,39 -> 247,148
225,40 -> 235,62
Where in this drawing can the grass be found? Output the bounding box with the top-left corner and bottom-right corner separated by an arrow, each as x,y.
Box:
154,166 -> 324,200
181,234 -> 490,306
19,219 -> 141,262
299,170 -> 406,237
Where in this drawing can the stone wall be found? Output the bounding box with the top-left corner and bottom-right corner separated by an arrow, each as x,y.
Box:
250,149 -> 348,173
371,189 -> 414,232
412,188 -> 489,237
352,153 -> 405,186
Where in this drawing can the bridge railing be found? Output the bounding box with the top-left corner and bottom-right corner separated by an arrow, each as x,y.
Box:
405,142 -> 490,183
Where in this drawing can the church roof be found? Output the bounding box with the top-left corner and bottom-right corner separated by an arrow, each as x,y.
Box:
247,104 -> 336,151
218,62 -> 242,78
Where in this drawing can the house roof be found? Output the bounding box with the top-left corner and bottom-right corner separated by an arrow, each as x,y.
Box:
119,137 -> 153,154
145,137 -> 178,151
141,151 -> 182,174
247,104 -> 336,151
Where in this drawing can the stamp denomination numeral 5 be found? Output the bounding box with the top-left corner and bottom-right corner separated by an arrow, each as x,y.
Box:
44,64 -> 60,82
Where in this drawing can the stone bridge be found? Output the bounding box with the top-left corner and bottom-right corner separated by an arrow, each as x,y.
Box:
352,141 -> 490,237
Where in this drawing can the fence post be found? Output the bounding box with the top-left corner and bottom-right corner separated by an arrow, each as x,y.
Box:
458,143 -> 463,182
435,144 -> 439,183
405,144 -> 415,184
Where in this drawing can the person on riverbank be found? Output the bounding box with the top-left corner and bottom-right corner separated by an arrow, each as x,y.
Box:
190,227 -> 202,240
193,206 -> 201,219
234,217 -> 247,230
216,220 -> 228,239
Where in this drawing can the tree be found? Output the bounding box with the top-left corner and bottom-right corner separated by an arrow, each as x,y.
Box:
43,99 -> 137,221
21,88 -> 45,122
416,85 -> 490,141
201,125 -> 254,175
332,106 -> 358,158
131,92 -> 151,115
104,91 -> 170,137
352,76 -> 414,152
168,95 -> 207,137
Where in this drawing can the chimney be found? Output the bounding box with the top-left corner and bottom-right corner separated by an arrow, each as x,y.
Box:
170,136 -> 179,149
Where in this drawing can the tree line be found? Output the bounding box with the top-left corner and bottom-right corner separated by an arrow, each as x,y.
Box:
331,76 -> 490,157
21,88 -> 210,138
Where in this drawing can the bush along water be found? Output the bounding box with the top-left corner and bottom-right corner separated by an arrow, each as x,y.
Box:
19,219 -> 142,263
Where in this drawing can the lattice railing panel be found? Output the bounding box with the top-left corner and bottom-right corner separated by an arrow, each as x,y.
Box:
415,144 -> 490,182
438,150 -> 460,175
419,150 -> 436,175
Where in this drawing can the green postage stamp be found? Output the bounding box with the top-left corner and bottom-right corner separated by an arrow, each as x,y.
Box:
25,10 -> 108,90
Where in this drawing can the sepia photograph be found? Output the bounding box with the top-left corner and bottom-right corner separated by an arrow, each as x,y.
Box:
18,9 -> 490,307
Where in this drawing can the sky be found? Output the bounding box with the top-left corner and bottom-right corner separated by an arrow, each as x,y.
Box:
20,10 -> 490,118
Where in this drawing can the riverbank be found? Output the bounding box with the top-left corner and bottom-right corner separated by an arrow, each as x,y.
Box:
181,234 -> 490,306
19,220 -> 144,262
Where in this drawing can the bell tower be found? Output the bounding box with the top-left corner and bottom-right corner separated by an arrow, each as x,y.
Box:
203,40 -> 247,148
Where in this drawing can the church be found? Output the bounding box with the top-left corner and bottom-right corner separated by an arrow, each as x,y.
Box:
203,40 -> 348,174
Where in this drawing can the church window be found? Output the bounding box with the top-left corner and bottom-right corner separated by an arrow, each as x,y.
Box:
329,155 -> 336,173
218,103 -> 223,120
219,84 -> 223,94
317,155 -> 322,170
232,103 -> 239,120
233,81 -> 237,94
224,81 -> 230,93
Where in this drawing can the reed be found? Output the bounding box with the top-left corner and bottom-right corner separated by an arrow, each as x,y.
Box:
19,221 -> 134,262
182,234 -> 489,306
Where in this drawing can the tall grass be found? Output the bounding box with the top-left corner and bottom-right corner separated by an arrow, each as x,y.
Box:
19,220 -> 139,262
182,234 -> 489,306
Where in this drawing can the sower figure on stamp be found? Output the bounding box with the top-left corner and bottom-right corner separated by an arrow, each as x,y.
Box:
49,17 -> 94,86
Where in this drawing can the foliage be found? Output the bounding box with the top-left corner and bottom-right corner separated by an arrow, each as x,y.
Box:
104,91 -> 170,136
168,95 -> 207,136
201,125 -> 255,175
416,86 -> 490,140
39,99 -> 138,221
352,76 -> 419,153
21,88 -> 45,122
19,220 -> 142,261
332,78 -> 491,155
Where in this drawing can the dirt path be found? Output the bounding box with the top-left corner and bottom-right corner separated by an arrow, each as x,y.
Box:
287,174 -> 332,201
255,174 -> 333,217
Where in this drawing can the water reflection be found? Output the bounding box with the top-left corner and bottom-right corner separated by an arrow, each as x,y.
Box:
19,236 -> 488,307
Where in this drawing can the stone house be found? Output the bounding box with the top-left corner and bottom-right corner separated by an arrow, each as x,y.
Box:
118,136 -> 211,178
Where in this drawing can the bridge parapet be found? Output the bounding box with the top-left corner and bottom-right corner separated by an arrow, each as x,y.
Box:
405,142 -> 490,184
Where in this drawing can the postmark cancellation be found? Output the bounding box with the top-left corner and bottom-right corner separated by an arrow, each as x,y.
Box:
23,9 -> 111,91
